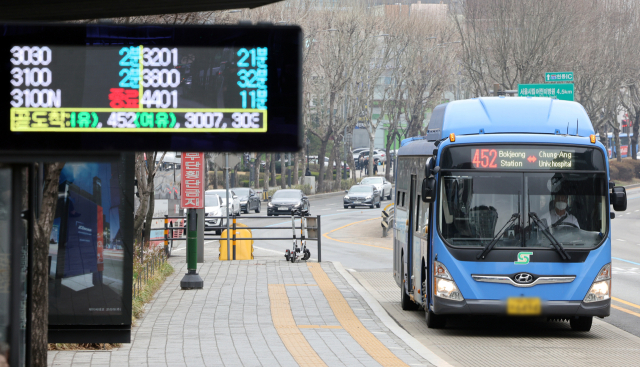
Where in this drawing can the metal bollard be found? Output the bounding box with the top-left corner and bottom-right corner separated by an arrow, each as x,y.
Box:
317,215 -> 322,262
232,216 -> 237,260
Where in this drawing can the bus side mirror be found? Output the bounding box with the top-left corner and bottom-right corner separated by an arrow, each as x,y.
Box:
425,157 -> 435,178
611,186 -> 627,211
421,177 -> 435,203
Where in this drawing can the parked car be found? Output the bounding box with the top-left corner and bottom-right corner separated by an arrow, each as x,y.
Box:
359,176 -> 392,200
231,187 -> 261,214
267,189 -> 310,216
344,185 -> 381,209
321,157 -> 350,170
205,189 -> 241,216
352,147 -> 369,163
357,150 -> 386,165
204,194 -> 225,234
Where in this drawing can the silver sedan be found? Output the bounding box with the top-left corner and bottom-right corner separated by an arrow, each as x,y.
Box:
359,177 -> 392,200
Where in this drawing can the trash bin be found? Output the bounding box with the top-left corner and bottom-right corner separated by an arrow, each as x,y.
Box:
219,222 -> 254,260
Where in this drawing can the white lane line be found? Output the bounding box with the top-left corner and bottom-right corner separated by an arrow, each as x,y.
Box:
617,239 -> 626,242
336,209 -> 349,212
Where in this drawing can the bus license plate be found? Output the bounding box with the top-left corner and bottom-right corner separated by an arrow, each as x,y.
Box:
507,297 -> 541,315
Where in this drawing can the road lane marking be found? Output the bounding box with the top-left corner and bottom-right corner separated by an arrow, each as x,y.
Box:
617,239 -> 626,242
612,304 -> 640,318
612,297 -> 640,311
268,284 -> 328,367
322,218 -> 391,250
613,257 -> 640,266
307,263 -> 409,367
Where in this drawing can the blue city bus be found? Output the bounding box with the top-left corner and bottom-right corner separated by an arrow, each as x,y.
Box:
393,97 -> 628,331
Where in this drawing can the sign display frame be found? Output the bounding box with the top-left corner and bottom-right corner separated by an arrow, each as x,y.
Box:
181,152 -> 205,209
48,153 -> 135,343
545,72 -> 574,82
517,83 -> 574,101
0,23 -> 302,154
441,145 -> 606,172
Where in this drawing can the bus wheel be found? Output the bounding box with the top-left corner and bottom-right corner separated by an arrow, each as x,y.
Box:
570,316 -> 592,331
426,308 -> 446,329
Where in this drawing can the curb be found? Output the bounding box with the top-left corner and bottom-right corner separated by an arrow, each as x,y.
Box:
332,261 -> 453,367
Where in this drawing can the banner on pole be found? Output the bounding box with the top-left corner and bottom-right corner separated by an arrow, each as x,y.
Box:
181,152 -> 205,209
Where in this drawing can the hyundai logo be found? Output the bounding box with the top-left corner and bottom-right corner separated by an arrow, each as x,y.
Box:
514,273 -> 534,284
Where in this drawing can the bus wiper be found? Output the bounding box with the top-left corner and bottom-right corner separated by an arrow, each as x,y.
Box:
528,212 -> 571,260
476,213 -> 520,260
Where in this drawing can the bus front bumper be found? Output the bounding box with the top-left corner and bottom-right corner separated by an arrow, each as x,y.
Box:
433,297 -> 610,318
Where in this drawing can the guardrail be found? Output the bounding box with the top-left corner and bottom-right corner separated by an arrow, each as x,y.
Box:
381,203 -> 394,238
152,214 -> 322,261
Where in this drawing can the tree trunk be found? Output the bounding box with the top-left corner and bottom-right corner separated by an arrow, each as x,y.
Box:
143,189 -> 155,249
133,153 -> 150,249
280,153 -> 286,189
368,132 -> 375,177
32,162 -> 65,367
293,152 -> 299,186
614,126 -> 622,162
384,130 -> 396,182
326,143 -> 336,183
270,153 -> 276,188
214,163 -> 218,189
335,144 -> 342,189
254,156 -> 261,189
347,138 -> 356,180
263,154 -> 270,192
317,139 -> 329,193
633,111 -> 639,160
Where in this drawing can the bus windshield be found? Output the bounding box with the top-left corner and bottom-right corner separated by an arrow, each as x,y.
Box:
438,171 -> 608,249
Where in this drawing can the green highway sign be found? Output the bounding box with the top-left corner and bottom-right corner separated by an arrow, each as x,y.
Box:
545,72 -> 573,82
518,83 -> 574,101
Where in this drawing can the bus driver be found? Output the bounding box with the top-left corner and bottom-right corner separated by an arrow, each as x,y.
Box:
540,194 -> 580,229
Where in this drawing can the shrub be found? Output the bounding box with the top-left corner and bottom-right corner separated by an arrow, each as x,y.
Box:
611,160 -> 636,181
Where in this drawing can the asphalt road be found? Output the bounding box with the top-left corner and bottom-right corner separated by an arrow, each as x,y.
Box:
172,185 -> 640,337
607,185 -> 640,337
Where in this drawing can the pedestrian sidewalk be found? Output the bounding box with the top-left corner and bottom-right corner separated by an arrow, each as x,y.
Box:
48,246 -> 436,367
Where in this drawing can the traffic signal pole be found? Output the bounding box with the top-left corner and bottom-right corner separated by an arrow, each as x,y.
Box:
180,208 -> 203,289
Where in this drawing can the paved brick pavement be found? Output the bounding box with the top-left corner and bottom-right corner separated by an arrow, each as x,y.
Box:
48,246 -> 433,367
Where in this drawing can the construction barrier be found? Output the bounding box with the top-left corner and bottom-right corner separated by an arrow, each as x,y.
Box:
219,221 -> 254,260
381,203 -> 395,238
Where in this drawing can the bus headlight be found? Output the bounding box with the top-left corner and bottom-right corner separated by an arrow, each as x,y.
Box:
434,261 -> 464,301
584,263 -> 611,303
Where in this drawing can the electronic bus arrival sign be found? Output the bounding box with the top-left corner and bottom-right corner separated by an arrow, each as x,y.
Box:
0,23 -> 302,153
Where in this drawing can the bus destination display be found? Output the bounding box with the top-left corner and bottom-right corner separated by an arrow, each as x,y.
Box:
471,148 -> 574,169
9,45 -> 268,132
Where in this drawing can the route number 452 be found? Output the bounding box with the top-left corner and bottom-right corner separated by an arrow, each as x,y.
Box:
472,149 -> 498,168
